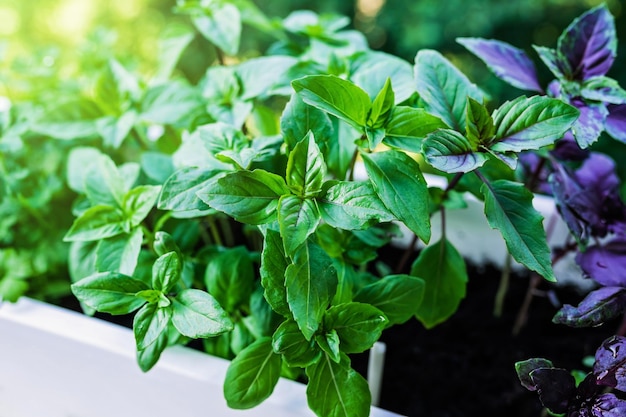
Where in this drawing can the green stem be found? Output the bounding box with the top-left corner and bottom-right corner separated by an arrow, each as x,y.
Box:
493,253 -> 512,318
153,211 -> 173,234
205,216 -> 224,247
347,148 -> 360,182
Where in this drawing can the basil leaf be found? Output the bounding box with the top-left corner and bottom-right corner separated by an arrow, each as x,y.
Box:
292,75 -> 371,129
158,167 -> 218,214
197,169 -> 289,225
306,353 -> 371,417
205,246 -> 255,313
260,229 -> 290,317
324,302 -> 387,353
152,251 -> 182,294
355,274 -> 425,325
171,289 -> 233,338
412,238 -> 468,328
71,271 -> 149,315
286,240 -> 337,340
280,93 -> 334,152
286,131 -> 326,197
96,228 -> 143,276
362,150 -> 431,243
191,2 -> 241,55
64,205 -> 128,242
315,330 -> 341,363
383,106 -> 447,152
224,338 -> 282,409
133,302 -> 172,350
137,330 -> 168,372
423,128 -> 488,173
123,185 -> 161,227
481,179 -> 555,282
278,195 -> 321,258
272,319 -> 320,368
367,77 -> 394,128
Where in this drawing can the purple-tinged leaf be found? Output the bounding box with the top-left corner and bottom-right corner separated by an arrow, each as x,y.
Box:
552,132 -> 589,162
457,37 -> 543,92
530,368 -> 576,414
606,104 -> 626,143
422,129 -> 488,173
590,393 -> 626,417
550,162 -> 589,244
594,335 -> 626,391
557,4 -> 616,80
553,287 -> 626,327
576,240 -> 626,287
547,80 -> 562,98
515,358 -> 554,391
534,46 -> 569,79
570,100 -> 609,149
574,153 -> 620,192
581,76 -> 626,104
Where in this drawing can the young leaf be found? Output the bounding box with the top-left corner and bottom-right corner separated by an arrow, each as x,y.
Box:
272,319 -> 320,368
285,240 -> 338,340
367,78 -> 394,128
553,287 -> 626,327
422,128 -> 488,173
594,335 -> 626,391
490,96 -> 579,153
83,154 -> 129,208
362,150 -> 431,243
457,37 -> 543,92
306,353 -> 371,417
71,271 -> 149,315
96,112 -> 137,149
205,246 -> 255,313
224,338 -> 282,409
318,181 -> 395,230
355,274 -> 425,325
315,330 -> 341,363
278,195 -> 321,258
171,289 -> 233,338
280,94 -> 334,152
466,97 -> 494,145
158,167 -> 218,214
152,251 -> 181,294
64,205 -> 128,242
515,358 -> 555,391
134,303 -> 172,350
292,75 -> 371,129
557,4 -> 616,80
571,100 -> 608,149
95,228 -> 143,275
480,179 -> 555,281
260,229 -> 290,317
197,170 -> 289,224
382,106 -> 447,153
123,185 -> 161,227
286,131 -> 326,198
191,2 -> 241,55
324,302 -> 387,353
411,238 -> 468,328
414,49 -> 484,131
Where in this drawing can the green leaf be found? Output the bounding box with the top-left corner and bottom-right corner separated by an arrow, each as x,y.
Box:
533,46 -> 567,79
324,302 -> 387,353
315,330 -> 341,363
292,75 -> 371,129
123,185 -> 161,227
197,170 -> 289,224
154,24 -> 195,82
137,330 -> 168,372
205,246 -> 255,312
272,319 -> 320,367
280,93 -> 334,152
260,229 -> 290,317
171,289 -> 234,338
480,179 -> 555,281
278,195 -> 321,258
83,153 -> 128,208
134,303 -> 172,350
355,274 -> 425,325
383,106 -> 447,152
411,239 -> 468,328
367,78 -> 394,128
192,3 -> 241,55
64,205 -> 128,242
465,97 -> 494,145
67,147 -> 103,194
71,271 -> 149,315
152,251 -> 182,294
158,167 -> 218,214
236,55 -> 297,100
318,181 -> 395,230
96,228 -> 143,275
351,51 -> 415,104
580,76 -> 626,104
141,81 -> 203,125
0,277 -> 28,303
286,240 -> 337,340
286,131 -> 327,197
490,96 -> 579,152
95,111 -> 137,149
414,49 -> 484,131
362,150 -> 431,243
422,129 -> 489,173
224,338 -> 282,409
306,353 -> 371,417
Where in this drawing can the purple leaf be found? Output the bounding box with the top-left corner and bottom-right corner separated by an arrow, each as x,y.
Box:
570,100 -> 609,149
557,4 -> 617,80
515,358 -> 555,391
457,37 -> 543,92
553,287 -> 626,327
550,162 -> 590,243
577,239 -> 626,287
590,393 -> 626,417
594,335 -> 626,391
552,132 -> 589,162
606,104 -> 626,144
530,368 -> 576,414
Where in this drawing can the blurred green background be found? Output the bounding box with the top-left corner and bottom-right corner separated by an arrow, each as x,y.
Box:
1,0 -> 624,103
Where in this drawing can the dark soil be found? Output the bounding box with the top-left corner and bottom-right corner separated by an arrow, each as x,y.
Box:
352,261 -> 620,417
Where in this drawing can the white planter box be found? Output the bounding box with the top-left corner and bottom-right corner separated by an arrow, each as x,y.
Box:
0,298 -> 401,417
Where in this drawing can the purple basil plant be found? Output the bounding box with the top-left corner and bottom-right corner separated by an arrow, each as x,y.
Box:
460,5 -> 626,414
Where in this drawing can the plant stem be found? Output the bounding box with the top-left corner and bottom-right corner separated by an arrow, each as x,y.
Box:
347,148 -> 360,181
205,216 -> 224,247
493,253 -> 512,318
512,273 -> 542,336
395,234 -> 418,274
